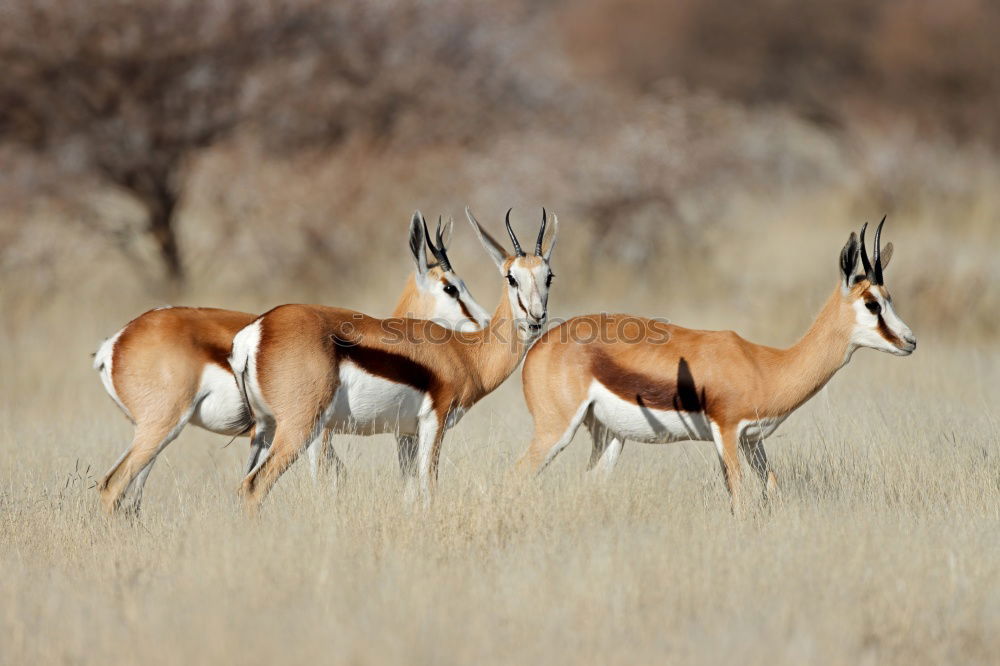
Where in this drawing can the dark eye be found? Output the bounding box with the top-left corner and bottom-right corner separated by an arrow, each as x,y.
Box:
443,284 -> 458,298
545,273 -> 555,287
865,300 -> 882,315
506,274 -> 518,288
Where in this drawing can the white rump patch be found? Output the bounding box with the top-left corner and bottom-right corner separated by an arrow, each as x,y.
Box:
93,326 -> 132,421
230,319 -> 263,419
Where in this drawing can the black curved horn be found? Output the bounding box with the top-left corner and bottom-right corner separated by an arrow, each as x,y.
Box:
535,208 -> 547,256
435,216 -> 448,252
872,215 -> 886,285
859,221 -> 872,279
424,215 -> 453,272
506,208 -> 525,257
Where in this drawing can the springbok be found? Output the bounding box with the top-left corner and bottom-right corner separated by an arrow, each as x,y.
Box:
94,213 -> 489,514
517,218 -> 915,512
231,207 -> 558,512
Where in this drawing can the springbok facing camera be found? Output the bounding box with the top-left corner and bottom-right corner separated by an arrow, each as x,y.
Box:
231,207 -> 558,512
94,212 -> 489,514
517,218 -> 915,513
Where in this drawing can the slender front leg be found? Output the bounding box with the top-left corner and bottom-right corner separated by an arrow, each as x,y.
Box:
740,435 -> 780,500
319,429 -> 347,493
711,424 -> 746,516
412,406 -> 445,508
306,429 -> 345,482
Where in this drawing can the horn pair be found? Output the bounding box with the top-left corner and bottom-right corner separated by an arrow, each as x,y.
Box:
859,215 -> 886,285
422,215 -> 453,272
505,208 -> 548,257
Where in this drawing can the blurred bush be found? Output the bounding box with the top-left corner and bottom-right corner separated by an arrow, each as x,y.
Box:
0,0 -> 540,284
564,0 -> 1000,142
0,0 -> 996,341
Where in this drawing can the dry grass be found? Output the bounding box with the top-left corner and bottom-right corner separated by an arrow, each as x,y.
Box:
2,222 -> 998,664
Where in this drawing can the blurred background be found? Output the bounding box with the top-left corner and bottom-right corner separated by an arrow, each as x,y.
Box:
1,0 -> 998,345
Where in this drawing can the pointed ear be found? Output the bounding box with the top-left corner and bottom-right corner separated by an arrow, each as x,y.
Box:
879,241 -> 893,272
438,217 -> 454,250
409,211 -> 430,277
465,207 -> 509,272
542,213 -> 559,262
839,231 -> 859,290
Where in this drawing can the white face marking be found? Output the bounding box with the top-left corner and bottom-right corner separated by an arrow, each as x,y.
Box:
423,271 -> 490,332
588,380 -> 713,444
850,287 -> 916,356
189,363 -> 250,435
506,258 -> 553,338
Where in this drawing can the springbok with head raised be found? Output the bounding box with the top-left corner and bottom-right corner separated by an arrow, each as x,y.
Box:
231,208 -> 558,512
94,212 -> 489,514
517,218 -> 914,513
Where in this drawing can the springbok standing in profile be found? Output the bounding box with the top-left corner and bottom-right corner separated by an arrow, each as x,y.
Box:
517,218 -> 915,513
94,213 -> 489,514
230,208 -> 558,512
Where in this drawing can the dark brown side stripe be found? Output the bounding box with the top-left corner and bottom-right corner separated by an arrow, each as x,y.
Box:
331,335 -> 439,394
590,350 -> 705,413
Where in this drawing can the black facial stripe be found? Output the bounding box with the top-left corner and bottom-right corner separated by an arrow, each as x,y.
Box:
516,293 -> 529,315
457,297 -> 474,322
876,314 -> 903,346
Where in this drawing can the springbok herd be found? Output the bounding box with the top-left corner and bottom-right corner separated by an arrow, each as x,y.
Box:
93,209 -> 915,516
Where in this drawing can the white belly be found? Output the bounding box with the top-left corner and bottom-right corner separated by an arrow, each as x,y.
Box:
326,361 -> 426,436
190,364 -> 251,435
589,381 -> 713,443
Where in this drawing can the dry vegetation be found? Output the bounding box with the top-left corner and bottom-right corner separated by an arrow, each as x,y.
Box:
1,0 -> 999,664
1,302 -> 998,664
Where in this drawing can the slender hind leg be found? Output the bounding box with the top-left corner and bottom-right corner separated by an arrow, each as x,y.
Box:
240,417 -> 318,514
98,409 -> 193,514
585,417 -> 624,480
245,424 -> 272,475
516,401 -> 591,476
740,435 -> 779,499
122,460 -> 157,515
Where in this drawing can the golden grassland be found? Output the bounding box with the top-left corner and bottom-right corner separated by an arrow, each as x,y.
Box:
2,199 -> 999,665
2,329 -> 998,665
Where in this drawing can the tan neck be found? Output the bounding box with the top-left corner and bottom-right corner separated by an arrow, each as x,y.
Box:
760,284 -> 853,417
459,290 -> 528,402
390,273 -> 422,318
